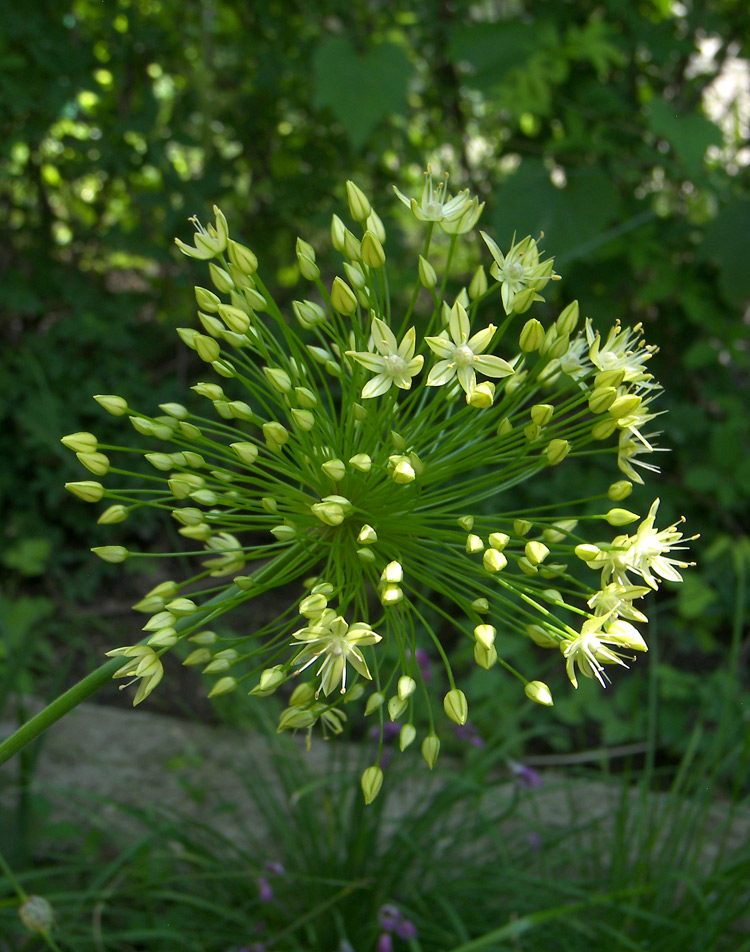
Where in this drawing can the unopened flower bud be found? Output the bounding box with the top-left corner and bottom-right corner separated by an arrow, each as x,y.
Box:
322,458 -> 346,480
489,532 -> 509,551
230,442 -> 259,465
91,545 -> 129,563
361,765 -> 383,804
497,417 -> 513,437
525,541 -> 550,565
605,508 -> 639,526
546,439 -> 571,465
591,417 -> 618,440
208,263 -> 234,293
443,688 -> 468,726
608,394 -> 642,420
519,318 -> 544,352
469,265 -> 488,300
467,381 -> 495,408
530,403 -> 554,426
574,543 -> 601,562
418,255 -> 437,289
66,480 -> 105,502
358,524 -> 378,545
94,394 -> 129,415
388,695 -> 408,720
608,479 -> 633,501
19,896 -> 54,935
365,691 -> 385,715
98,504 -> 128,524
466,534 -> 484,554
346,180 -> 371,221
208,676 -> 238,697
472,597 -> 489,613
595,368 -> 626,390
331,213 -> 347,252
588,387 -> 617,414
361,230 -> 386,268
458,515 -> 474,531
61,431 -> 98,452
474,624 -> 496,649
514,519 -> 532,536
421,733 -> 440,769
330,276 -> 357,314
397,675 -> 416,700
399,723 -> 417,751
227,239 -> 258,275
525,624 -> 558,648
483,548 -> 507,573
525,680 -> 554,706
349,453 -> 371,472
380,583 -> 403,606
474,642 -> 497,669
556,300 -> 579,335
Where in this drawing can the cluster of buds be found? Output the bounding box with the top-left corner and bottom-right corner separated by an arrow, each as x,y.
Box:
63,166 -> 694,800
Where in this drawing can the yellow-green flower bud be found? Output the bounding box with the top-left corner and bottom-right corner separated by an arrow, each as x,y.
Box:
595,368 -> 625,390
361,765 -> 383,805
474,642 -> 497,669
514,520 -> 532,537
346,180 -> 371,221
190,489 -> 218,506
270,524 -> 296,542
519,318 -> 544,352
512,287 -> 537,314
296,236 -> 318,275
467,381 -> 495,408
322,458 -> 346,480
488,532 -> 509,551
367,207 -> 386,242
230,442 -> 259,465
330,276 -> 357,314
262,421 -> 289,445
343,260 -> 366,291
262,496 -> 278,513
143,610 -> 176,631
418,255 -> 437,289
331,213 -> 347,251
166,597 -> 198,617
228,401 -> 253,422
574,543 -> 601,562
278,706 -> 317,731
291,408 -> 315,431
530,404 -> 554,426
227,239 -> 258,276
380,583 -> 403,606
397,675 -> 416,700
608,479 -> 633,501
546,439 -> 571,465
525,541 -> 550,565
483,548 -> 507,573
422,733 -> 440,769
218,304 -> 251,333
62,431 -> 98,452
469,265 -> 488,300
547,332 -> 570,360
444,688 -> 468,726
358,524 -> 378,545
609,394 -> 642,420
472,597 -> 489,613
474,624 -> 496,649
349,453 -> 371,472
293,299 -> 327,329
209,262 -> 234,293
289,681 -> 316,706
399,723 -> 417,751
361,230 -> 386,268
497,417 -> 513,437
208,676 -> 238,698
195,286 -> 221,313
177,326 -> 199,349
147,628 -> 178,647
249,665 -> 286,695
391,430 -> 407,450
66,480 -> 105,502
466,533 -> 484,554
556,300 -> 579,335
300,593 -> 328,619
343,229 -> 361,260
91,545 -> 129,563
311,495 -> 352,526
605,508 -> 639,526
588,387 -> 617,414
525,680 -> 554,706
382,560 -> 403,584
458,515 -> 474,531
244,287 -> 267,311
145,452 -> 173,471
591,417 -> 617,440
542,519 -> 577,543
523,422 -> 540,441
160,403 -> 189,420
518,556 -> 538,575
357,547 -> 376,562
294,386 -> 317,409
98,504 -> 128,525
391,458 -> 415,484
388,695 -> 408,720
193,381 -> 225,400
365,691 -> 385,715
525,624 -> 558,648
189,629 -> 218,644
19,896 -> 55,935
94,394 -> 129,415
194,333 -> 220,363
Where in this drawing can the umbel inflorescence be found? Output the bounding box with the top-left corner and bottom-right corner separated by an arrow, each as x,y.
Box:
63,167 -> 694,802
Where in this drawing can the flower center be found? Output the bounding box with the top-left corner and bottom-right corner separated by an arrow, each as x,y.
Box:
454,344 -> 474,366
508,261 -> 525,281
384,353 -> 407,376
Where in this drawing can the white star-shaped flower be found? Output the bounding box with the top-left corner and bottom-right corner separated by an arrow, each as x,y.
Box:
424,301 -> 514,395
347,318 -> 424,399
291,611 -> 382,697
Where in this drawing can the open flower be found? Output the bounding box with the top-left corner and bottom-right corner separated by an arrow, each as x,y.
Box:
347,318 -> 424,398
393,166 -> 475,223
291,612 -> 382,696
106,645 -> 164,705
561,614 -> 648,688
425,301 -> 514,394
481,232 -> 558,314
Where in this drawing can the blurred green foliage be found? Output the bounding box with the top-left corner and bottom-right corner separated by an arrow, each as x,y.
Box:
1,0 -> 748,759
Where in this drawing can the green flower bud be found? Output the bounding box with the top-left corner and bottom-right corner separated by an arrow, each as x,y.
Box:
474,642 -> 497,669
293,299 -> 327,329
574,543 -> 601,562
299,593 -> 328,618
530,403 -> 554,426
244,287 -> 267,311
497,417 -> 513,437
418,255 -> 437,289
525,541 -> 550,565
357,524 -> 378,545
367,208 -> 386,242
218,303 -> 251,333
61,431 -> 98,452
525,680 -> 553,706
608,394 -> 642,420
322,458 -> 346,480
249,665 -> 286,696
595,368 -> 626,390
514,520 -> 533,536
195,285 -> 221,312
421,733 -> 440,769
270,524 -> 297,541
467,381 -> 495,408
263,367 -> 292,393
346,180 -> 371,221
294,386 -> 318,409
466,533 -> 484,554
525,624 -> 558,648
349,453 -> 371,472
277,706 -> 317,731
469,265 -> 488,300
382,560 -> 403,584
518,556 -> 538,575
183,647 -> 212,667
361,230 -> 386,268
330,276 -> 357,314
471,597 -> 489,613
397,675 -> 416,700
209,262 -> 234,293
556,300 -> 579,335
289,681 -> 316,706
542,519 -> 577,543
147,628 -> 178,647
546,439 -> 571,465
365,691 -> 385,715
474,624 -> 496,649
189,629 -> 218,645
194,334 -> 221,363
227,239 -> 258,276
380,583 -> 403,606
519,318 -> 544,352
608,479 -> 633,501
591,417 -> 617,440
605,508 -> 640,526
331,213 -> 347,252
588,387 -> 617,414
390,457 -> 415,484
291,408 -> 315,431
524,422 -> 540,441
444,688 -> 468,726
483,548 -> 507,573
361,765 -> 383,805
97,504 -> 128,524
91,545 -> 129,563
208,676 -> 238,697
66,480 -> 105,502
399,723 -> 417,751
165,597 -> 198,617
262,422 -> 289,445
489,532 -> 509,550
94,394 -> 129,415
388,695 -> 408,721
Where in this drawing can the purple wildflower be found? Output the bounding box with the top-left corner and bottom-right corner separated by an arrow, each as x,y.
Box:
454,721 -> 485,748
375,933 -> 394,952
257,876 -> 273,903
509,760 -> 542,789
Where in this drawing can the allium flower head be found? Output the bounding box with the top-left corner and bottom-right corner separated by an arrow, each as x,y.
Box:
63,162 -> 694,800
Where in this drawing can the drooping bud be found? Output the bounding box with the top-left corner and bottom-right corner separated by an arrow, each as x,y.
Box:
525,680 -> 554,706
443,688 -> 468,726
421,733 -> 440,769
361,765 -> 383,804
399,723 -> 417,751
